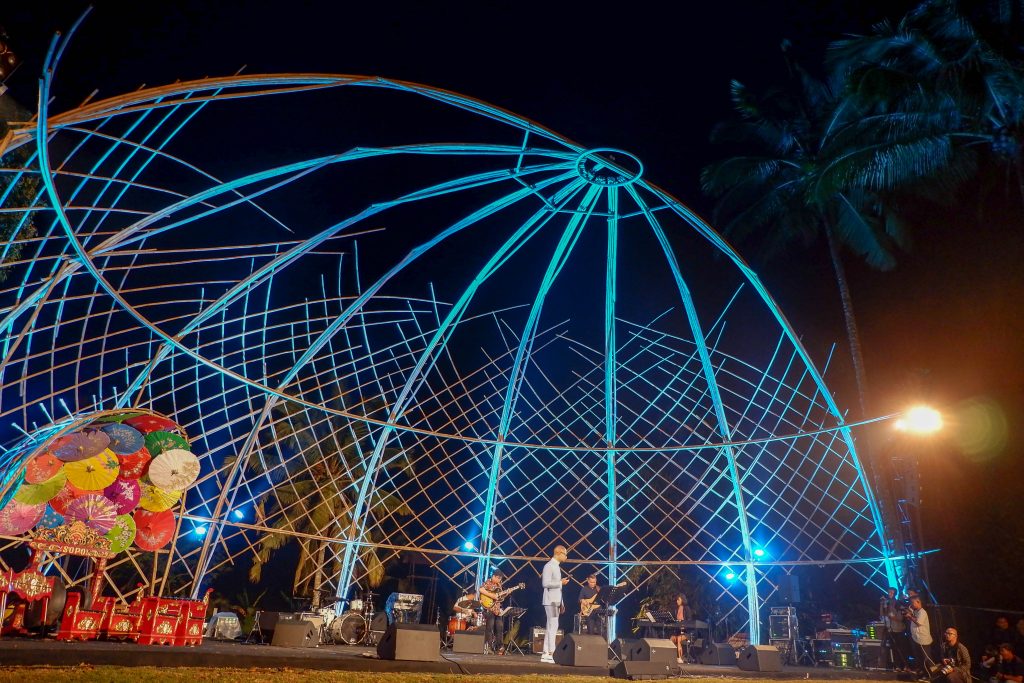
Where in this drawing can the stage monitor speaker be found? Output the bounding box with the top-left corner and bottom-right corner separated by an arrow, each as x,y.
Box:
859,639 -> 887,669
453,630 -> 486,654
700,642 -> 735,665
630,638 -> 677,664
737,644 -> 783,672
776,574 -> 801,604
532,627 -> 564,654
612,637 -> 641,661
553,633 -> 607,667
270,620 -> 317,647
377,622 -> 440,661
612,660 -> 673,680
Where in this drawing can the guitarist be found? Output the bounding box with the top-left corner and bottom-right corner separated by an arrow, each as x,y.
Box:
578,574 -> 603,635
479,570 -> 506,655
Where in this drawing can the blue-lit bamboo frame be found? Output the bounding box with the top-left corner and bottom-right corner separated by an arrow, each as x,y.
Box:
0,24 -> 901,644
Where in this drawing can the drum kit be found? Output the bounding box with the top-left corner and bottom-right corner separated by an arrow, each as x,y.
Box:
447,592 -> 485,637
321,590 -> 387,646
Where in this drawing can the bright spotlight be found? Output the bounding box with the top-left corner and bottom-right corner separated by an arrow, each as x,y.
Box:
463,541 -> 475,551
894,406 -> 943,434
753,548 -> 765,558
724,571 -> 736,581
232,509 -> 244,520
193,525 -> 208,537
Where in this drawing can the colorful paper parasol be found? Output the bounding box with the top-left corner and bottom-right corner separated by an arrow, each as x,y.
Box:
125,414 -> 180,435
103,477 -> 141,515
25,451 -> 64,484
0,499 -> 45,535
65,449 -> 120,491
38,506 -> 65,529
91,411 -> 145,424
133,508 -> 175,550
138,478 -> 180,512
144,431 -> 189,457
105,514 -> 137,553
0,468 -> 23,510
101,423 -> 145,455
52,430 -> 110,462
48,481 -> 88,516
116,446 -> 151,480
147,449 -> 200,491
13,469 -> 66,505
66,494 -> 119,534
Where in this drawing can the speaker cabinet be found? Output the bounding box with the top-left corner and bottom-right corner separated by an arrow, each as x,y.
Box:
630,638 -> 677,664
700,642 -> 735,665
612,660 -> 673,679
859,639 -> 888,669
737,644 -> 783,672
270,620 -> 317,647
776,574 -> 801,603
612,637 -> 641,661
453,630 -> 486,654
377,623 -> 440,661
531,627 -> 564,654
553,633 -> 607,667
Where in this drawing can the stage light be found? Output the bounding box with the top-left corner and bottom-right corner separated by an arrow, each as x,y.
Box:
463,541 -> 475,551
724,570 -> 736,581
232,509 -> 244,520
894,405 -> 942,434
193,525 -> 208,537
753,548 -> 765,558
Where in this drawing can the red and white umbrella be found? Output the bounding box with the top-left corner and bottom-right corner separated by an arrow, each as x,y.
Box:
116,446 -> 151,480
133,508 -> 175,551
0,499 -> 45,535
147,449 -> 200,491
25,451 -> 63,484
103,477 -> 141,515
124,414 -> 180,435
65,494 -> 119,534
49,481 -> 88,516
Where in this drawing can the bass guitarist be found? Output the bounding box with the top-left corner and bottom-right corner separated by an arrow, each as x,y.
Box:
578,574 -> 603,635
479,570 -> 507,654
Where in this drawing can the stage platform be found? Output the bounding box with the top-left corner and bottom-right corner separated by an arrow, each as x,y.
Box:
0,638 -> 900,679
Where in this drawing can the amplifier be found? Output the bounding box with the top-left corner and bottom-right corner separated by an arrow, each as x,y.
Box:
531,627 -> 564,654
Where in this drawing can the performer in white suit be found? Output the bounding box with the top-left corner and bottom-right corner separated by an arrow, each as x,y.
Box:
540,545 -> 569,663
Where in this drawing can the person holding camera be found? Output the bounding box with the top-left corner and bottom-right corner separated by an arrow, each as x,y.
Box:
988,643 -> 1024,683
934,628 -> 971,683
882,586 -> 911,670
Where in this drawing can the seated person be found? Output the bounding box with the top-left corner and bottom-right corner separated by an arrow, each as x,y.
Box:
936,627 -> 971,683
993,617 -> 1015,647
989,643 -> 1024,683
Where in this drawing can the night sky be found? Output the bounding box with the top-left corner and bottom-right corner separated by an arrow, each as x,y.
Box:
3,0 -> 1022,611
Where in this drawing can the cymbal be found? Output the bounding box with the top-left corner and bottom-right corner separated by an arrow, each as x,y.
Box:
456,599 -> 483,610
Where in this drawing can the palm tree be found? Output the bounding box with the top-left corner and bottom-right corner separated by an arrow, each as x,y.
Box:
701,50 -> 949,417
245,387 -> 411,605
0,99 -> 42,284
828,0 -> 1024,204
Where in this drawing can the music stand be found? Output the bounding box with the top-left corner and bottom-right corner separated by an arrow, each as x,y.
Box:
502,606 -> 528,655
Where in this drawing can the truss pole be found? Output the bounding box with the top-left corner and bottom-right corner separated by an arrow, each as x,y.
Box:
603,187 -> 619,640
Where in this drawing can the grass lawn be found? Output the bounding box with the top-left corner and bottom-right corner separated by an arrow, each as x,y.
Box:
0,667 -> 878,683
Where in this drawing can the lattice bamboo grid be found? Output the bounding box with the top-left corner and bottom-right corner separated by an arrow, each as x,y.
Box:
0,33 -> 898,643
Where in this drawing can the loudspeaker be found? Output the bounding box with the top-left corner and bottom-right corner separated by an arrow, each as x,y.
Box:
453,630 -> 486,654
553,633 -> 607,667
776,574 -> 801,604
859,639 -> 887,669
270,620 -> 317,647
376,623 -> 440,661
612,638 -> 641,660
612,660 -> 673,680
736,644 -> 783,672
630,638 -> 677,664
700,642 -> 735,665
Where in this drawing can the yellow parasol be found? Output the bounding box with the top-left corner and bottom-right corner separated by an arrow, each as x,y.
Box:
64,449 -> 120,491
138,477 -> 180,512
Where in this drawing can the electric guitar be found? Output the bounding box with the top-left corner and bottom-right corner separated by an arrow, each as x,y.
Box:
580,581 -> 626,617
479,582 -> 526,615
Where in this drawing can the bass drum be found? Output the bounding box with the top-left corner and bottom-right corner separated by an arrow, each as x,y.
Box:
328,612 -> 367,645
366,612 -> 389,645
